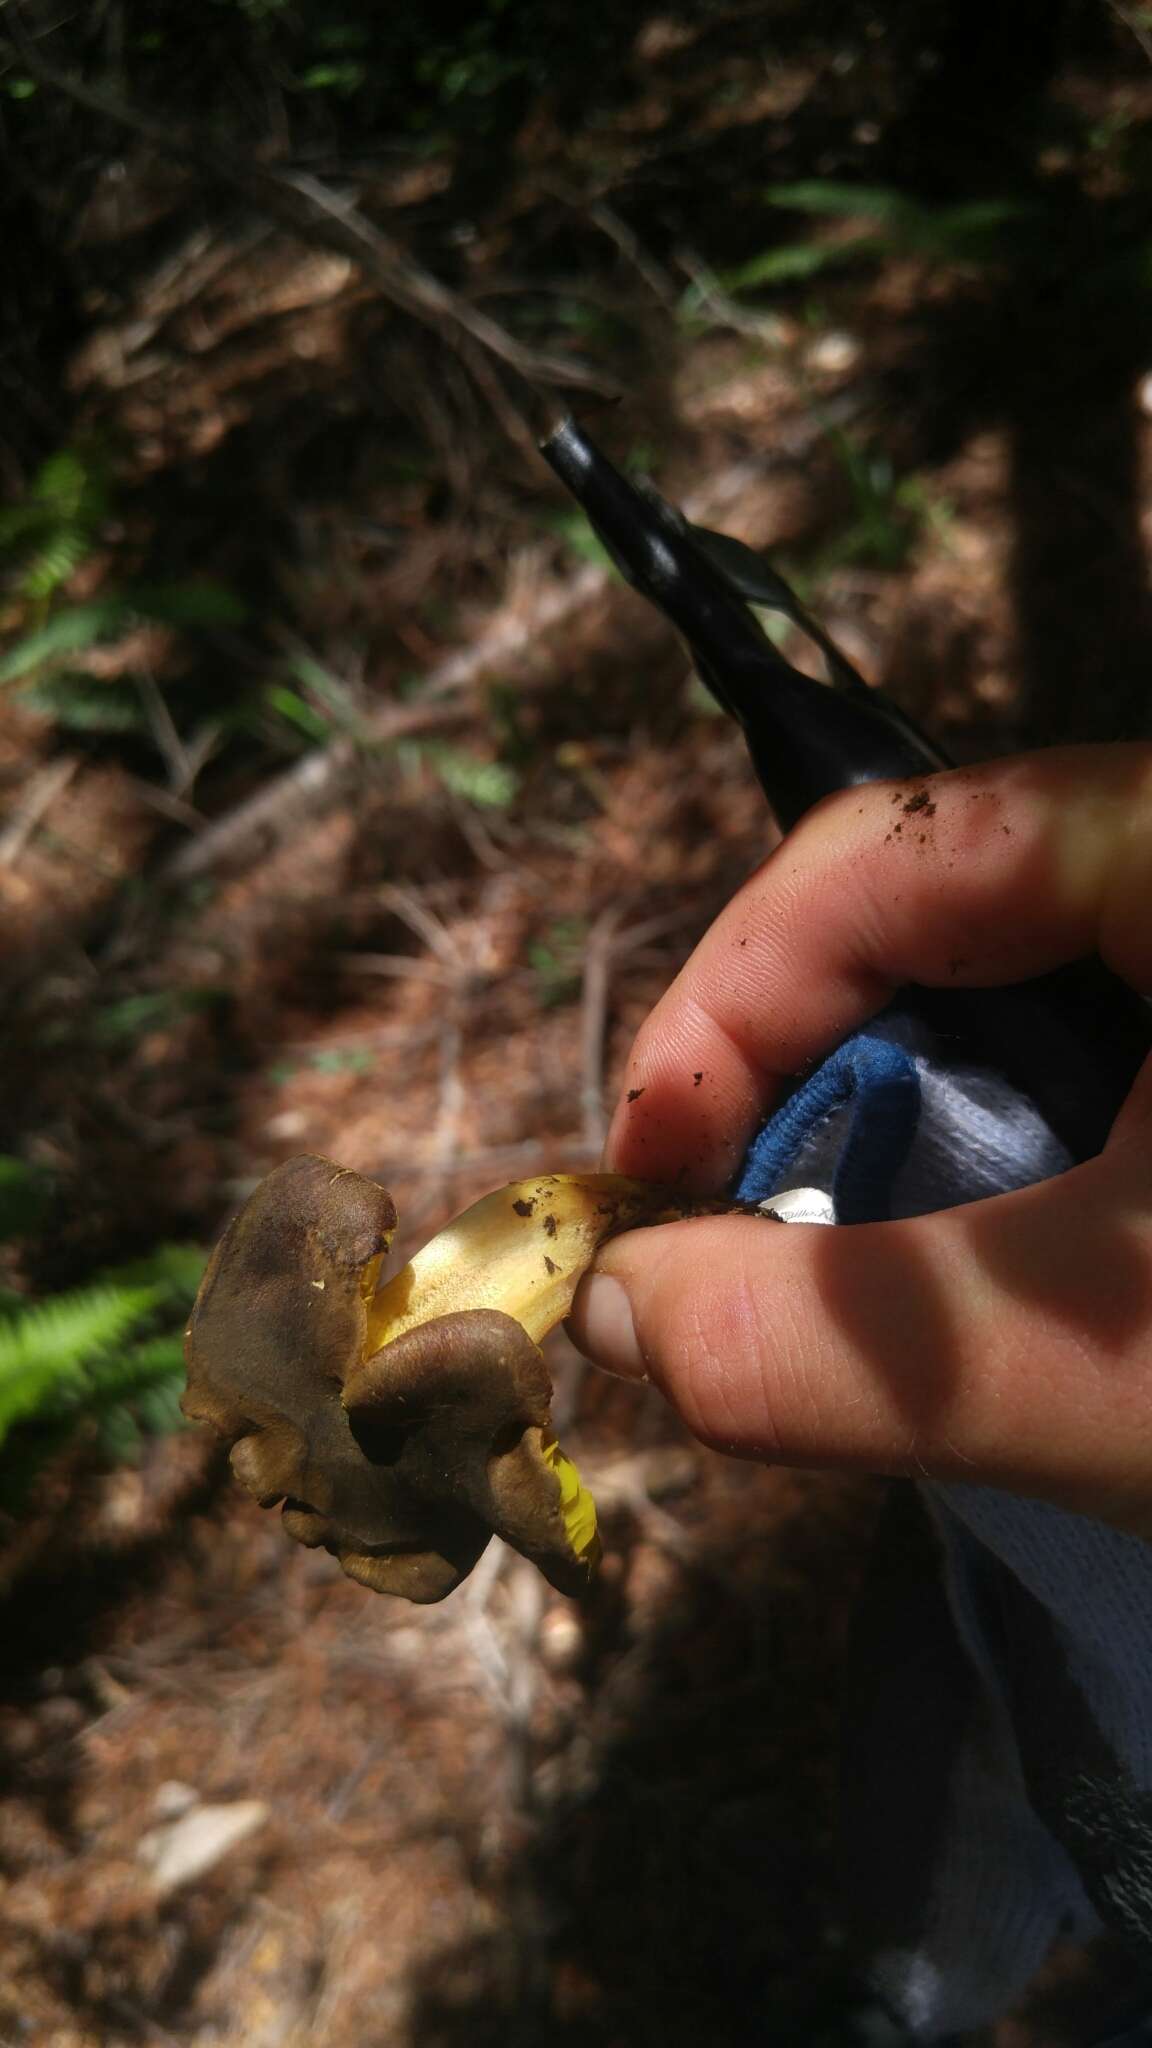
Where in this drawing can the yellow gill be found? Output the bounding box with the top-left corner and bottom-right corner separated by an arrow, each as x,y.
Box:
540,1427 -> 600,1565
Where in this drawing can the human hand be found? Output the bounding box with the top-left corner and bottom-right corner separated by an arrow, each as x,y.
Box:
569,745 -> 1152,1535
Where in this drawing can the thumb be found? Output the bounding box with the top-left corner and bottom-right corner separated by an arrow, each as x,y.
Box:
569,1113 -> 1152,1536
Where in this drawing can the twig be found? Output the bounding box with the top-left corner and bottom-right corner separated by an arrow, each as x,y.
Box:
7,16 -> 613,401
500,1562 -> 546,1813
579,904 -> 626,1153
463,1534 -> 512,1616
125,779 -> 204,830
336,951 -> 454,984
374,882 -> 464,966
1107,0 -> 1152,66
272,163 -> 612,395
580,904 -> 700,1153
583,196 -> 679,309
427,984 -> 467,1213
419,558 -> 607,701
77,223 -> 271,386
161,698 -> 471,881
135,671 -> 193,792
463,1550 -> 546,1818
160,454 -> 768,882
675,247 -> 790,344
0,755 -> 79,867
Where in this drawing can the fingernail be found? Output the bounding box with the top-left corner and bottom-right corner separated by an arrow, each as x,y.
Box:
572,1272 -> 647,1381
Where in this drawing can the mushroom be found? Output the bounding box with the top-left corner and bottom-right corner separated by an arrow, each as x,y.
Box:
183,1154 -> 749,1603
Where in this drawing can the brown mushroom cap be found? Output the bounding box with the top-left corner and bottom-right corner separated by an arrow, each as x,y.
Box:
345,1308 -> 595,1598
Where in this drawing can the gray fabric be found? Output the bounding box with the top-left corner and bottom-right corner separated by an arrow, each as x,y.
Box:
768,1029 -> 1152,2038
780,1018 -> 1073,1219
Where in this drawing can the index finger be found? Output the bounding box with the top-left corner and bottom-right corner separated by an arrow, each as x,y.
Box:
606,745 -> 1152,1189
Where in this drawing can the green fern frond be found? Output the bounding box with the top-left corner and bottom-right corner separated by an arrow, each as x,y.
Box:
31,449 -> 106,520
0,1318 -> 192,1511
0,599 -> 137,687
95,1406 -> 145,1465
87,1337 -> 191,1464
131,1374 -> 188,1436
20,530 -> 93,602
76,1335 -> 189,1466
0,447 -> 110,603
58,1331 -> 187,1411
0,1283 -> 160,1442
19,674 -> 147,734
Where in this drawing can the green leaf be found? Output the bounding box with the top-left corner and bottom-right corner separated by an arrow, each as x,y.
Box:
132,1373 -> 189,1436
128,581 -> 247,627
31,449 -> 104,519
95,1405 -> 143,1463
0,1284 -> 160,1442
0,601 -> 135,686
0,582 -> 246,690
934,199 -> 1031,241
433,749 -> 519,809
90,993 -> 177,1044
759,183 -> 1030,264
0,447 -> 111,602
20,673 -> 147,733
20,531 -> 93,601
280,647 -> 361,724
91,989 -> 222,1046
763,181 -> 921,225
308,1046 -> 375,1076
719,235 -> 877,291
298,60 -> 367,91
399,738 -> 519,809
265,684 -> 332,742
119,1334 -> 188,1380
61,1331 -> 187,1411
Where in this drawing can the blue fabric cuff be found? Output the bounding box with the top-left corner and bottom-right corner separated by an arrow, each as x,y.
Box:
735,1026 -> 921,1223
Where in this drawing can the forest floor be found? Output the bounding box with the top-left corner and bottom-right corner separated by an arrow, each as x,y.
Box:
2,8 -> 1152,2043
